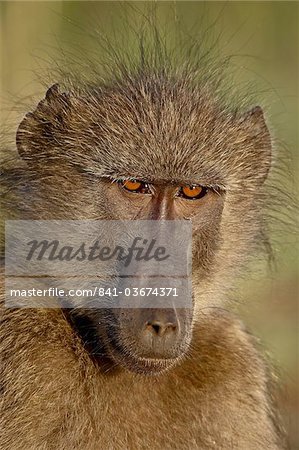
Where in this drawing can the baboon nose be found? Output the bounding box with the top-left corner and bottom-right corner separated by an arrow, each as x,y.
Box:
139,312 -> 180,358
145,320 -> 177,337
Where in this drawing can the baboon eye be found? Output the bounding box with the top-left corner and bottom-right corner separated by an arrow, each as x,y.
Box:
179,185 -> 207,200
120,179 -> 151,194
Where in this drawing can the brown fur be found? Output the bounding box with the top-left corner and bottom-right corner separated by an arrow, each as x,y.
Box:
0,56 -> 287,448
0,294 -> 285,450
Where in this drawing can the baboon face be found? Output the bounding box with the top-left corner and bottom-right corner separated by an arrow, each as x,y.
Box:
16,79 -> 271,374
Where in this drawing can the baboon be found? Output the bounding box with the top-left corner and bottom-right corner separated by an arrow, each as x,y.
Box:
0,34 -> 288,449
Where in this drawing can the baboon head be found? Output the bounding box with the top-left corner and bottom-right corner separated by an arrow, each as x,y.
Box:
15,73 -> 272,375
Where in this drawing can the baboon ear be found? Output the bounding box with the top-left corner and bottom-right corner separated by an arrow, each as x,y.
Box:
236,106 -> 272,183
16,84 -> 71,160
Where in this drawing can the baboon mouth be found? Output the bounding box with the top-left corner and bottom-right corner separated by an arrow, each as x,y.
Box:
106,340 -> 183,376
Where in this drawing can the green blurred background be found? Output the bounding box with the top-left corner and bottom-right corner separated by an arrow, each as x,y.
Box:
1,1 -> 298,447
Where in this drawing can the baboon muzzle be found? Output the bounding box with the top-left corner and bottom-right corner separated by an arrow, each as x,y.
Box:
103,306 -> 193,375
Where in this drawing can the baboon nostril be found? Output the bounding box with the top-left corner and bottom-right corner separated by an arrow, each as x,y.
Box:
146,321 -> 177,337
151,323 -> 161,335
139,311 -> 180,357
